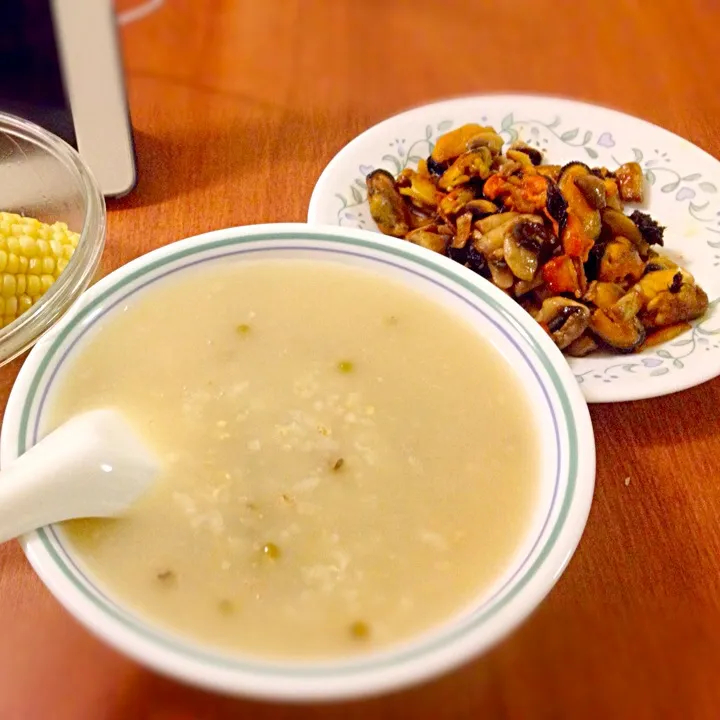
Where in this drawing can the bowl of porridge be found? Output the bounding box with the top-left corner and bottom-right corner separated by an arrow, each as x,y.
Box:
0,223 -> 595,700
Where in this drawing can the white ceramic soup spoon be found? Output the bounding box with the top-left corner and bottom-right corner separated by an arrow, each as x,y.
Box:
0,409 -> 159,544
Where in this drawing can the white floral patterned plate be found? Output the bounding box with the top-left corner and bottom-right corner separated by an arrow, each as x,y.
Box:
307,95 -> 720,403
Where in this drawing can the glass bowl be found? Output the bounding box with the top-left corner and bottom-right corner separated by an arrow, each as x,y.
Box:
0,111 -> 106,365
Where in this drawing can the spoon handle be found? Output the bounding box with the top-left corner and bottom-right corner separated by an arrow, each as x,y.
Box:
0,423 -> 94,543
0,410 -> 157,544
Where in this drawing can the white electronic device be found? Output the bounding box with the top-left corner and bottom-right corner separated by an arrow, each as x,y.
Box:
2,0 -> 137,197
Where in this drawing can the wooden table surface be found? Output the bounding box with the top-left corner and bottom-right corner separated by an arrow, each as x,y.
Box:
1,0 -> 720,717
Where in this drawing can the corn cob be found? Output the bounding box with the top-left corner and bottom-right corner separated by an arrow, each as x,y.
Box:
0,211 -> 79,328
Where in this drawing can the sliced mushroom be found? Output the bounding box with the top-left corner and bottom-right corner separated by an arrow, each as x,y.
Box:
536,297 -> 591,350
590,307 -> 645,353
565,333 -> 599,357
487,255 -> 514,290
503,219 -> 555,282
504,234 -> 539,282
514,274 -> 545,297
471,229 -> 501,257
598,237 -> 645,284
473,214 -> 543,263
465,199 -> 499,217
603,179 -> 624,211
574,174 -> 607,210
507,142 -> 543,166
476,212 -> 520,234
615,162 -> 644,203
498,159 -> 524,177
600,208 -> 646,253
466,131 -> 505,154
366,169 -> 410,238
405,228 -> 448,254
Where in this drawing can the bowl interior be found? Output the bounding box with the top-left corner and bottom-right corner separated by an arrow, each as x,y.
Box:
1,225 -> 594,700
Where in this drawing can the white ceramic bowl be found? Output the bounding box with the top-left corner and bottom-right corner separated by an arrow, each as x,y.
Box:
1,223 -> 595,701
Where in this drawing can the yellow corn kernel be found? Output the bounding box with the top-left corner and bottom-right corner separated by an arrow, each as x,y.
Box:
19,235 -> 37,257
0,211 -> 79,326
18,295 -> 32,314
2,274 -> 16,298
